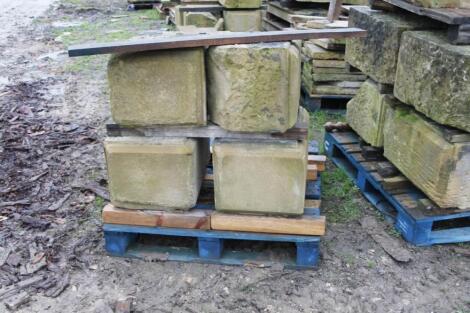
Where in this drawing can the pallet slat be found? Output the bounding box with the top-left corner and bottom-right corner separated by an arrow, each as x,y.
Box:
211,213 -> 326,236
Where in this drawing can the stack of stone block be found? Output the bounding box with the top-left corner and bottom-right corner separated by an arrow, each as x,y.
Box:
219,0 -> 263,32
174,5 -> 224,30
104,42 -> 310,216
301,40 -> 366,96
344,6 -> 470,210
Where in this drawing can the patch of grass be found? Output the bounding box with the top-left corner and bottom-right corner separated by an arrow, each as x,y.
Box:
322,167 -> 363,223
366,260 -> 375,269
94,196 -> 105,210
386,227 -> 401,238
308,110 -> 345,153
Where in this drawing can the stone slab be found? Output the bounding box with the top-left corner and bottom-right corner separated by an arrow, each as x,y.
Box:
394,31 -> 470,133
213,139 -> 308,215
346,79 -> 397,147
302,42 -> 344,60
345,7 -> 439,84
383,105 -> 470,210
207,42 -> 300,132
219,0 -> 262,8
104,137 -> 210,210
404,0 -> 463,8
312,73 -> 367,82
223,10 -> 262,32
184,11 -> 219,27
108,48 -> 206,126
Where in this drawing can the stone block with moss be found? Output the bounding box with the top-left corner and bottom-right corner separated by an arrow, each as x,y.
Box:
345,7 -> 438,84
223,10 -> 262,32
108,48 -> 206,126
383,106 -> 470,210
346,79 -> 397,147
207,42 -> 300,132
104,137 -> 210,210
219,0 -> 261,8
394,31 -> 470,132
213,138 -> 307,215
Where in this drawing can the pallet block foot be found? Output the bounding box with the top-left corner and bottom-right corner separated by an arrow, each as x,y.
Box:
198,238 -> 224,259
105,231 -> 137,255
296,241 -> 319,267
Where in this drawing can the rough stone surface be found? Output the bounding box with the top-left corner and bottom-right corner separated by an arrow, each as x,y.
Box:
345,7 -> 438,84
302,42 -> 344,60
394,31 -> 470,132
219,0 -> 262,8
405,0 -> 462,8
108,49 -> 206,126
347,79 -> 396,147
213,139 -> 308,215
104,137 -> 210,210
183,12 -> 218,27
207,42 -> 300,132
383,105 -> 470,209
223,10 -> 262,32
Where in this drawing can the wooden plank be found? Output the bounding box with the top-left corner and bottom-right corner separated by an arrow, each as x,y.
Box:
102,204 -> 211,229
327,0 -> 343,22
307,164 -> 318,181
210,212 -> 326,236
68,28 -> 366,57
308,155 -> 326,171
305,199 -> 321,209
106,123 -> 308,141
382,175 -> 413,191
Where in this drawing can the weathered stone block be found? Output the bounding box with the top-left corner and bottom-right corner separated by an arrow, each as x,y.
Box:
345,7 -> 438,84
219,0 -> 262,8
108,48 -> 206,126
394,31 -> 470,132
213,139 -> 308,215
223,10 -> 262,32
346,79 -> 396,147
383,106 -> 470,210
405,0 -> 462,8
184,12 -> 219,27
104,137 -> 210,210
302,42 -> 344,60
207,42 -> 300,132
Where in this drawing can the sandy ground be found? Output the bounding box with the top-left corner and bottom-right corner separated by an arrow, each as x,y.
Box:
0,1 -> 469,312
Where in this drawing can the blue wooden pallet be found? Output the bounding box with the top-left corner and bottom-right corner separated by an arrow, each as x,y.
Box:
324,131 -> 470,246
103,199 -> 322,269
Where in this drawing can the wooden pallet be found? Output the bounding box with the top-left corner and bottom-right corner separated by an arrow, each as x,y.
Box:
374,0 -> 470,44
324,130 -> 470,246
300,84 -> 352,112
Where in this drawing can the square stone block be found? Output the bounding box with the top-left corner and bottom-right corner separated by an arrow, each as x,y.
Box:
223,10 -> 262,32
213,139 -> 308,215
104,137 -> 210,210
346,79 -> 397,147
108,48 -> 206,126
219,0 -> 262,9
394,31 -> 470,132
383,106 -> 470,210
345,7 -> 438,84
207,42 -> 301,132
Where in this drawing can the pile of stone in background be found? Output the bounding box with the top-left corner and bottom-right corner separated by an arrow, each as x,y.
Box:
330,2 -> 470,245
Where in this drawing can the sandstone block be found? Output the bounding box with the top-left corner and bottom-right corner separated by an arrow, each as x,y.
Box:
219,0 -> 262,8
213,139 -> 308,215
383,106 -> 470,210
223,10 -> 262,32
207,42 -> 300,132
302,42 -> 344,60
394,31 -> 470,132
345,7 -> 438,84
346,79 -> 396,147
108,48 -> 206,126
104,137 -> 209,210
184,12 -> 219,27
